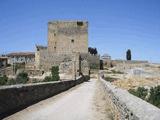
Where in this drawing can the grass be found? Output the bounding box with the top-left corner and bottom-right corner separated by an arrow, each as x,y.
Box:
111,70 -> 124,74
104,76 -> 117,82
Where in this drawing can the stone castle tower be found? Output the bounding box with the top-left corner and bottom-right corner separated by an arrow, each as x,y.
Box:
48,21 -> 88,54
35,20 -> 89,71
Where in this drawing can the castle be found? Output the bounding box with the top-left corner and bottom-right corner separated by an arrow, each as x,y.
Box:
35,21 -> 99,76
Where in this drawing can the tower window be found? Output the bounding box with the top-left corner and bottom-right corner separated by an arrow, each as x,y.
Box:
77,21 -> 83,26
71,39 -> 74,43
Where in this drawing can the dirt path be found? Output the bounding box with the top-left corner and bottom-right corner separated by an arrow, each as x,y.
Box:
4,79 -> 113,120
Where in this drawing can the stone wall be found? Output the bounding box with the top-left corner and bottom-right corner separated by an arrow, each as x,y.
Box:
35,46 -> 48,69
0,76 -> 89,119
35,52 -> 97,76
0,67 -> 13,76
81,53 -> 100,69
48,21 -> 88,54
100,77 -> 160,120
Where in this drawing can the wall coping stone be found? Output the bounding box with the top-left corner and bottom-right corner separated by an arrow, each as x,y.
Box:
100,77 -> 160,120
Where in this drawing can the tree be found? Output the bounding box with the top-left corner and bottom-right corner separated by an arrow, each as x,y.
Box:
44,76 -> 52,82
51,66 -> 60,81
128,87 -> 148,100
88,47 -> 98,55
100,60 -> 103,70
94,48 -> 98,55
0,75 -> 8,85
126,49 -> 131,60
16,72 -> 29,84
148,86 -> 160,108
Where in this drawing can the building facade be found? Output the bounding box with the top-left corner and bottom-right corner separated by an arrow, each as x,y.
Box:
7,52 -> 35,65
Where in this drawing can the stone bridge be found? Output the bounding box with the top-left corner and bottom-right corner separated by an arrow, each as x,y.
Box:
0,75 -> 160,120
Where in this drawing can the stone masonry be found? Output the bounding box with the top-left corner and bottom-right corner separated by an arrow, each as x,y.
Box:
48,21 -> 88,54
35,21 -> 90,75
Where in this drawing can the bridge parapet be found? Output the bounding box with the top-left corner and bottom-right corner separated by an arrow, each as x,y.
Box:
0,75 -> 89,119
100,77 -> 160,120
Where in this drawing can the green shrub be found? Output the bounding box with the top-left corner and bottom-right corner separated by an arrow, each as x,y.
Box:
104,76 -> 117,82
0,75 -> 8,85
148,86 -> 160,108
32,79 -> 38,83
129,86 -> 160,108
43,66 -> 60,82
129,87 -> 148,100
111,70 -> 124,74
6,79 -> 17,85
44,76 -> 52,82
16,72 -> 29,84
51,66 -> 60,81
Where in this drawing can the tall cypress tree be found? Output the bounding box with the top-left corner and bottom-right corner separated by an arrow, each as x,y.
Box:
126,49 -> 131,60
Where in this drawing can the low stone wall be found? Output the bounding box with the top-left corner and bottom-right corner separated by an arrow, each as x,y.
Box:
0,76 -> 89,119
100,77 -> 160,120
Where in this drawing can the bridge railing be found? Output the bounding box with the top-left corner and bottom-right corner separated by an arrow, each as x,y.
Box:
100,77 -> 160,120
0,75 -> 89,119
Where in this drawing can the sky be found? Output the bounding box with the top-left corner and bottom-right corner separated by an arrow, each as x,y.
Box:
0,0 -> 160,63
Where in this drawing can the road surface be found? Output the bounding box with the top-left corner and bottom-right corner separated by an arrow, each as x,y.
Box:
4,79 -> 113,120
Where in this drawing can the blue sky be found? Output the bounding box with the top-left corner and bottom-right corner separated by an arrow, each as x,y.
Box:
0,0 -> 160,63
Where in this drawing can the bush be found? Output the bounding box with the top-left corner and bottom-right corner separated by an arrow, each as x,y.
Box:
43,66 -> 60,82
148,86 -> 160,108
16,72 -> 29,84
129,87 -> 148,100
129,86 -> 160,108
51,66 -> 60,81
44,76 -> 52,82
6,79 -> 17,85
111,70 -> 124,74
32,79 -> 38,83
104,76 -> 117,82
0,75 -> 8,85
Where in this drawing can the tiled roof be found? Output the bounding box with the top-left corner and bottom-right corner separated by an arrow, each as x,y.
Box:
7,52 -> 35,57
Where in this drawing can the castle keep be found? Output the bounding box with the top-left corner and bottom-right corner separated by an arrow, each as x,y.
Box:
35,21 -> 90,75
48,21 -> 88,54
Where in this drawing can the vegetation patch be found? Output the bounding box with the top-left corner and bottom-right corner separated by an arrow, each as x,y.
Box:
0,72 -> 29,86
0,75 -> 8,85
128,87 -> 148,100
111,70 -> 124,74
148,86 -> 160,108
44,76 -> 52,82
6,79 -> 17,85
104,76 -> 117,82
129,86 -> 160,108
43,66 -> 60,82
16,72 -> 29,84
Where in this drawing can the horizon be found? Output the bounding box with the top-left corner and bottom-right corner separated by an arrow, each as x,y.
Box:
0,0 -> 160,63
